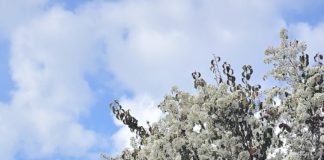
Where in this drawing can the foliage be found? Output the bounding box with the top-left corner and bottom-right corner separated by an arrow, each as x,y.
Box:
104,29 -> 324,160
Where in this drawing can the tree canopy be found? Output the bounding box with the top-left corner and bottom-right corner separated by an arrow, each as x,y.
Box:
104,29 -> 324,160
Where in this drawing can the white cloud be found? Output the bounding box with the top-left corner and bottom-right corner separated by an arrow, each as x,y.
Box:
111,126 -> 134,155
0,6 -> 106,159
96,0 -> 287,96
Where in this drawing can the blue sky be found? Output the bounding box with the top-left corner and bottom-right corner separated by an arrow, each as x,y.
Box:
1,0 -> 324,159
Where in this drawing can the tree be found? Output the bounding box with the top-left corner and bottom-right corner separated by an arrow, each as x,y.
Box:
103,29 -> 324,160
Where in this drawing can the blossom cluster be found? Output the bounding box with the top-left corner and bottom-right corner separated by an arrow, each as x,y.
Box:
105,29 -> 324,160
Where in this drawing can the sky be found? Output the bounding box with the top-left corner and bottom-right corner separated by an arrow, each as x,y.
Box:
1,0 -> 324,159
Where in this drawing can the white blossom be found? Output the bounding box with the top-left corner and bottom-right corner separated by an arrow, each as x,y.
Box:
106,29 -> 324,160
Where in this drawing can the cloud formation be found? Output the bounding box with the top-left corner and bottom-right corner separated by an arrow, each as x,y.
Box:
1,5 -> 104,160
97,0 -> 286,96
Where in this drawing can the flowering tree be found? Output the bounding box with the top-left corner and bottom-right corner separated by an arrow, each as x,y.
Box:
104,29 -> 324,160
